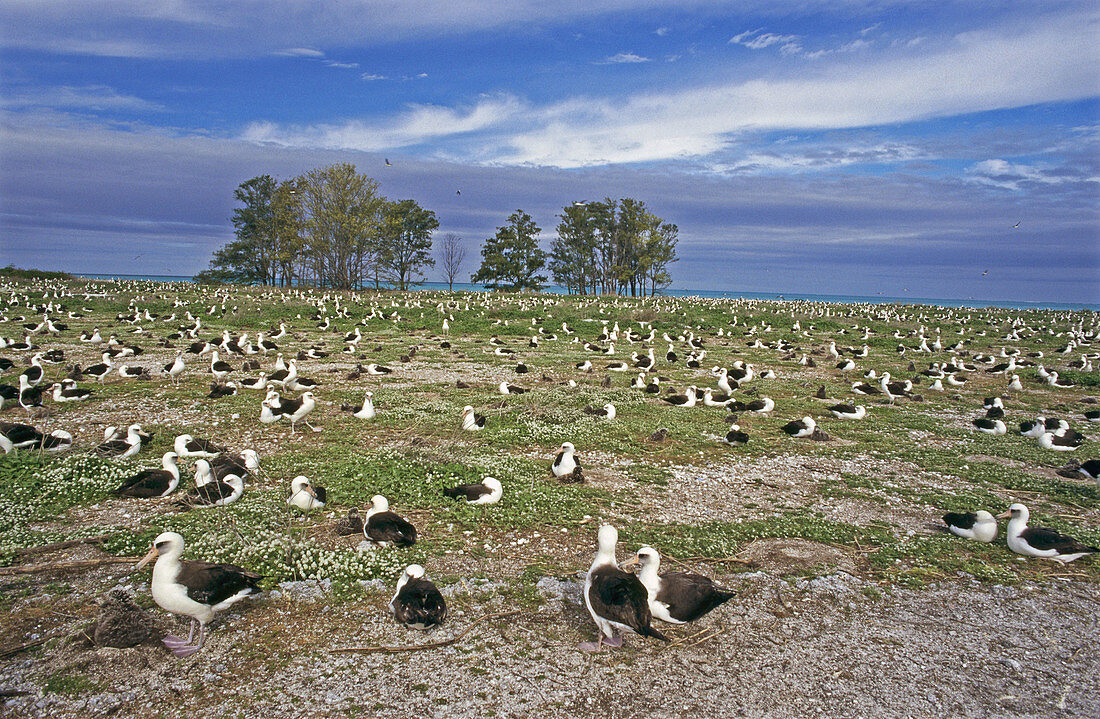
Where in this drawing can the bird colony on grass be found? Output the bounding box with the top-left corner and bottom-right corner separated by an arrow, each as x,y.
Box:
0,275 -> 1097,659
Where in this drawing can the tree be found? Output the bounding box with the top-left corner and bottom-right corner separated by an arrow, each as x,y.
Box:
472,210 -> 547,292
270,179 -> 304,287
549,205 -> 597,294
298,163 -> 385,290
195,175 -> 276,285
640,220 -> 678,296
376,199 -> 438,291
438,233 -> 466,291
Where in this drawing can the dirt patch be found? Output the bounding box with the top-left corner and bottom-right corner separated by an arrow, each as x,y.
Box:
736,538 -> 858,574
4,573 -> 1097,719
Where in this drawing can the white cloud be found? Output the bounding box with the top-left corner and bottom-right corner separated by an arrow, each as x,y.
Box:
602,52 -> 650,64
323,60 -> 359,69
360,73 -> 387,81
655,26 -> 669,36
719,143 -> 927,174
730,29 -> 802,54
494,12 -> 1100,166
241,95 -> 526,151
1,84 -> 164,113
273,47 -> 325,57
238,9 -> 1100,169
965,159 -> 1072,190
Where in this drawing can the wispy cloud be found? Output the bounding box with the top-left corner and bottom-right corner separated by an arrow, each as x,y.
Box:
241,95 -> 526,152
654,26 -> 669,36
0,84 -> 164,113
360,73 -> 387,81
601,52 -> 650,64
965,158 -> 1084,190
323,60 -> 359,69
718,142 -> 928,174
729,29 -> 803,54
273,47 -> 325,58
240,11 -> 1100,169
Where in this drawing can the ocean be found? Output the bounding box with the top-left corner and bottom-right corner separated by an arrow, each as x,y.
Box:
72,275 -> 1100,312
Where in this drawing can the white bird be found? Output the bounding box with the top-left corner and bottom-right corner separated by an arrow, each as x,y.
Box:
999,504 -> 1098,563
579,525 -> 667,651
136,532 -> 262,657
287,475 -> 327,512
353,391 -> 376,419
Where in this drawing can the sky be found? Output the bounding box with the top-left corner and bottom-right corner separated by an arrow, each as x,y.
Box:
0,1 -> 1098,303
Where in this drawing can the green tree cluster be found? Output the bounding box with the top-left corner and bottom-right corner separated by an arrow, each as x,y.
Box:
197,163 -> 437,290
549,198 -> 678,296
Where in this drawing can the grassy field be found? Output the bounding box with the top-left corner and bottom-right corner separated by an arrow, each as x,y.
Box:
1,277 -> 1098,716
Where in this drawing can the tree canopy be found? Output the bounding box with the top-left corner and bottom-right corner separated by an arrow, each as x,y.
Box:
471,210 -> 547,292
197,164 -> 436,291
549,198 -> 677,296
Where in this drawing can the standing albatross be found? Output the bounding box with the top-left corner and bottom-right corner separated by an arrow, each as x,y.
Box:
136,532 -> 262,657
579,524 -> 667,651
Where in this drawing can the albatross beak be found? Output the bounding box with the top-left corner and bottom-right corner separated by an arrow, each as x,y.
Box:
135,545 -> 159,570
995,511 -> 1011,520
620,556 -> 640,570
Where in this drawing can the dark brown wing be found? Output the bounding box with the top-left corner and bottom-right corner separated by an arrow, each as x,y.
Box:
943,512 -> 977,530
114,469 -> 173,498
94,439 -> 131,456
444,484 -> 491,501
1021,527 -> 1099,554
656,572 -> 737,623
393,578 -> 447,627
177,559 -> 262,606
366,512 -> 417,546
589,566 -> 667,640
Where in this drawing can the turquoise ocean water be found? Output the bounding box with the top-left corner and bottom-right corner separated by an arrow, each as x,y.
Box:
73,275 -> 1099,312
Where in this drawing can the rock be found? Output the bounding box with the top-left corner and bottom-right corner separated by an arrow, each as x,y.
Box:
535,575 -> 583,607
277,579 -> 332,602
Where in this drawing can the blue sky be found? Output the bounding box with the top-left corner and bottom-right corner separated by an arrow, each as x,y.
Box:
1,1 -> 1097,302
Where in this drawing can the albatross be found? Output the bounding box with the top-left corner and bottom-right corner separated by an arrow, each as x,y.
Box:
623,546 -> 736,623
998,503 -> 1098,563
390,564 -> 447,629
579,525 -> 667,651
136,531 -> 262,657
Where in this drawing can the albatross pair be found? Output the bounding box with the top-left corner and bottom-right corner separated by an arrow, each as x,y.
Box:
580,525 -> 735,651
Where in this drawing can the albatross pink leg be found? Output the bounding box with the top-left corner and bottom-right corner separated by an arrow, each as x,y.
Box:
578,634 -> 623,652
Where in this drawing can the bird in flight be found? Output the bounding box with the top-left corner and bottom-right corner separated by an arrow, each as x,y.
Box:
1013,221 -> 1020,228
573,201 -> 587,207
385,158 -> 392,167
456,190 -> 461,195
982,269 -> 989,276
134,254 -> 143,260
